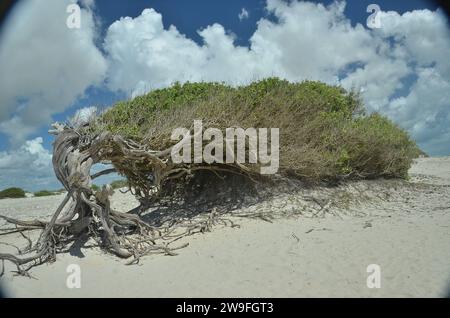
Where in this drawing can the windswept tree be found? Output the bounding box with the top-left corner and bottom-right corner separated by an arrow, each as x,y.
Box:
0,79 -> 419,275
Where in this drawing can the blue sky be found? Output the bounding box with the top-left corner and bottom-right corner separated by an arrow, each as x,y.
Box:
1,0 -> 441,151
0,0 -> 449,191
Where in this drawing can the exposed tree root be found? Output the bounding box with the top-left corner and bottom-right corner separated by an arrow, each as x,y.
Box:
0,123 -> 263,276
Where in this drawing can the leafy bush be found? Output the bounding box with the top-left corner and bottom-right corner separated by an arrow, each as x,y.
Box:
94,78 -> 420,182
0,187 -> 26,199
34,190 -> 58,197
110,179 -> 128,189
98,82 -> 230,138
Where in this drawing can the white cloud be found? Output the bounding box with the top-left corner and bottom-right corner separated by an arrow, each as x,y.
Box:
0,0 -> 106,145
103,0 -> 450,155
377,9 -> 450,76
238,8 -> 249,21
0,136 -> 119,191
251,0 -> 375,83
374,9 -> 450,155
104,2 -> 373,94
340,55 -> 412,111
0,137 -> 55,191
387,68 -> 450,155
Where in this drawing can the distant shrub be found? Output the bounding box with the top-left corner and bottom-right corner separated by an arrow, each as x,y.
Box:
91,184 -> 100,191
92,78 -> 420,182
110,179 -> 128,189
0,187 -> 26,199
34,190 -> 57,197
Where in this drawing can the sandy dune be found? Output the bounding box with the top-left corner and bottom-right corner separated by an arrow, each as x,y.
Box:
0,157 -> 449,297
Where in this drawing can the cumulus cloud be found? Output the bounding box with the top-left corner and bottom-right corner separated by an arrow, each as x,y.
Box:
387,68 -> 450,155
0,0 -> 106,145
377,9 -> 450,76
102,0 -> 450,155
376,9 -> 450,155
238,8 -> 249,21
104,2 -> 376,94
0,137 -> 55,191
0,136 -> 119,191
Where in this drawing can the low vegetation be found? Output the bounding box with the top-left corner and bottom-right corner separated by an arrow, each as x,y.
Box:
0,187 -> 26,199
34,190 -> 58,197
94,78 -> 420,181
110,179 -> 128,189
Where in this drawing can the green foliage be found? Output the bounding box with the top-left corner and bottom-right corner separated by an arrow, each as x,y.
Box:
91,184 -> 100,192
346,113 -> 419,178
0,187 -> 26,199
101,82 -> 229,138
34,190 -> 58,197
95,78 -> 420,182
110,179 -> 128,189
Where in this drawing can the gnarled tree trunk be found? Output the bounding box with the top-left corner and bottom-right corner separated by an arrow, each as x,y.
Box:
0,123 -> 202,275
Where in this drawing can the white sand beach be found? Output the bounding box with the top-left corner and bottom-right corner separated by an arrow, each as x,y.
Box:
1,157 -> 449,298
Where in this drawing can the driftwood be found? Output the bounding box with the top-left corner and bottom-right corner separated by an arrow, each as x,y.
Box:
0,122 -> 249,275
